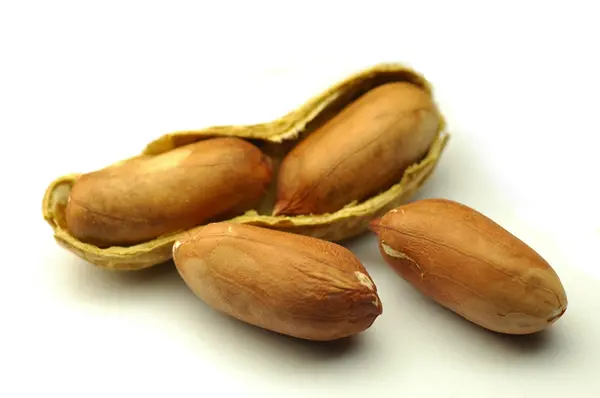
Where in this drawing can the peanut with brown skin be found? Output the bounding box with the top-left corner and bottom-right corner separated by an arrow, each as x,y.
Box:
65,137 -> 272,248
370,198 -> 568,335
173,222 -> 383,341
273,82 -> 442,216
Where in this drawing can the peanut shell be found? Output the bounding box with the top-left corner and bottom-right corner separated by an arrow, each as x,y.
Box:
42,63 -> 449,270
370,198 -> 568,335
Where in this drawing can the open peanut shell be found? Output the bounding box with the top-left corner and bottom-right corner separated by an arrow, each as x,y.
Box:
42,63 -> 450,270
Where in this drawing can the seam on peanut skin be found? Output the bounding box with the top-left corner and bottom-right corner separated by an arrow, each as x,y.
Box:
377,225 -> 564,310
496,306 -> 565,322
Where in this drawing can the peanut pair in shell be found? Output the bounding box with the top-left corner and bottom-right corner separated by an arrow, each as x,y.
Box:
42,63 -> 450,270
371,198 -> 568,335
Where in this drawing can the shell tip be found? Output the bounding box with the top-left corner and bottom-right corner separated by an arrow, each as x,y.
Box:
172,240 -> 182,257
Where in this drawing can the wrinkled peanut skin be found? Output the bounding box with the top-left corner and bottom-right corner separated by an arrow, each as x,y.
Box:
273,82 -> 442,216
65,138 -> 272,248
371,198 -> 568,335
173,222 -> 383,341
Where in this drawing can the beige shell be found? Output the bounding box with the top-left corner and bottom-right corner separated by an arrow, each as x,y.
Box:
42,63 -> 450,270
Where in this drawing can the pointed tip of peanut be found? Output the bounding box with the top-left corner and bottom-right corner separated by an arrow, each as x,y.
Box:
272,200 -> 295,217
271,203 -> 284,216
547,305 -> 567,324
369,218 -> 382,235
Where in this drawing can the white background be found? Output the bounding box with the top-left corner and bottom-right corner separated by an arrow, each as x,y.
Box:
1,1 -> 599,397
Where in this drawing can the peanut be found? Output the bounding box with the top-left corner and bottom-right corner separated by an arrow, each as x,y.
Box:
65,137 -> 272,248
173,222 -> 383,341
370,198 -> 568,335
273,82 -> 442,216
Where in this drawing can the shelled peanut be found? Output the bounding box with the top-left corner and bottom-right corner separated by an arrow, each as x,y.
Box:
173,222 -> 383,341
370,198 -> 568,335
